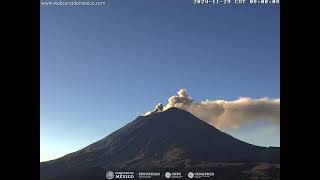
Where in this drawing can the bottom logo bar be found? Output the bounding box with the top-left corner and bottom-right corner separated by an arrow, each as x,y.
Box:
105,171 -> 215,179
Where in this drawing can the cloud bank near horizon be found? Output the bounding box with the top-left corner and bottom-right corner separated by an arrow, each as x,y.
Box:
145,89 -> 280,129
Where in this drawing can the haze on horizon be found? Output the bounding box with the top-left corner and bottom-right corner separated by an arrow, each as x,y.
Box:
40,1 -> 279,162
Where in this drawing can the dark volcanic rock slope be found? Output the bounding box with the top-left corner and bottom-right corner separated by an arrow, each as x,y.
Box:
40,107 -> 279,179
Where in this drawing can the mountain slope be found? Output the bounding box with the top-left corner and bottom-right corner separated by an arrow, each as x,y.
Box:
40,107 -> 279,179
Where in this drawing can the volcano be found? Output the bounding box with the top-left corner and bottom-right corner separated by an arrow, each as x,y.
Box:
40,107 -> 280,180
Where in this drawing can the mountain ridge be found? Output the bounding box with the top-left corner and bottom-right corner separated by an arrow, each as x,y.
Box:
41,107 -> 279,180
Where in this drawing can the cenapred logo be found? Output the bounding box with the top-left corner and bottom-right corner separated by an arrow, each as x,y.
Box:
188,172 -> 214,178
106,171 -> 114,179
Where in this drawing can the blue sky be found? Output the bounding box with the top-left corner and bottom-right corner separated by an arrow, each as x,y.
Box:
40,1 -> 279,162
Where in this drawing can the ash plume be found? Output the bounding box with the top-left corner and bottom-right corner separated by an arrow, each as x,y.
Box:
146,89 -> 280,129
144,103 -> 164,115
